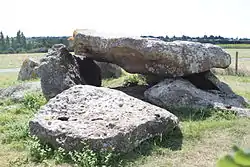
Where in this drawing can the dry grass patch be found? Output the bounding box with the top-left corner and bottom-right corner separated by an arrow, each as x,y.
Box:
0,144 -> 27,167
225,48 -> 250,58
212,59 -> 250,76
130,118 -> 250,167
0,53 -> 44,69
218,75 -> 250,100
0,72 -> 19,88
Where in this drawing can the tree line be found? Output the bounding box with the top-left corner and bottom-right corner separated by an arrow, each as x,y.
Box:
1,30 -> 250,54
141,35 -> 250,45
0,30 -> 69,54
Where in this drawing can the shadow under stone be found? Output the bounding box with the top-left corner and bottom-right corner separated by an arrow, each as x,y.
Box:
75,56 -> 102,87
112,85 -> 150,101
182,71 -> 219,91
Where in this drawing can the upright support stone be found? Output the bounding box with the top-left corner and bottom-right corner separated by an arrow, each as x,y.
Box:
38,44 -> 101,100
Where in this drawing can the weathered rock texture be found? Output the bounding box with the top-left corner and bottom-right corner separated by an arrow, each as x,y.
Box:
38,44 -> 101,100
144,71 -> 250,116
95,61 -> 122,78
0,81 -> 41,102
38,44 -> 84,100
73,29 -> 231,77
29,85 -> 178,153
18,58 -> 39,81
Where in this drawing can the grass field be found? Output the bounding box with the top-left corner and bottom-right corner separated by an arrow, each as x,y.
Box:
0,53 -> 44,69
225,48 -> 250,58
219,44 -> 250,49
0,71 -> 250,167
213,58 -> 250,77
0,51 -> 250,166
0,72 -> 19,88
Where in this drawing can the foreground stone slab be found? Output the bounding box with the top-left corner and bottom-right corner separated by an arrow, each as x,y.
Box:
29,85 -> 178,153
73,29 -> 231,77
144,72 -> 250,116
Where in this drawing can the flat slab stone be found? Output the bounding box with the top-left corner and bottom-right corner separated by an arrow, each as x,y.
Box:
29,85 -> 178,153
73,29 -> 231,77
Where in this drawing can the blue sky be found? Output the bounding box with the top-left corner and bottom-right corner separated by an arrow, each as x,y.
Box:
0,0 -> 249,38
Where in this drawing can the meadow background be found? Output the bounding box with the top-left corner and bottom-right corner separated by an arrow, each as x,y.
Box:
0,46 -> 250,166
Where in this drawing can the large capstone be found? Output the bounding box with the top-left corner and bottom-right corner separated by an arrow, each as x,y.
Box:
38,44 -> 101,100
73,29 -> 231,77
29,85 -> 179,153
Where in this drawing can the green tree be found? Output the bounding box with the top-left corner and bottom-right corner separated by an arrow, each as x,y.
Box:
16,30 -> 21,43
5,35 -> 10,49
0,31 -> 5,51
26,41 -> 33,50
16,30 -> 22,49
11,37 -> 16,50
20,32 -> 26,49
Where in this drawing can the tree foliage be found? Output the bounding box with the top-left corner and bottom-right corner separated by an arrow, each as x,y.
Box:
1,30 -> 250,54
0,30 -> 69,53
141,35 -> 250,45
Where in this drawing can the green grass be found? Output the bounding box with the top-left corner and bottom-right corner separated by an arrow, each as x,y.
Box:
1,72 -> 250,166
1,99 -> 248,167
0,53 -> 44,69
102,73 -> 146,88
102,75 -> 128,87
0,92 -> 47,167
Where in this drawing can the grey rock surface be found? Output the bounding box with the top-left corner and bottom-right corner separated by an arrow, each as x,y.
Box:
204,71 -> 236,95
29,85 -> 179,153
17,58 -> 39,81
73,29 -> 231,77
38,44 -> 86,100
95,61 -> 122,78
38,44 -> 102,100
0,81 -> 42,102
144,72 -> 249,116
